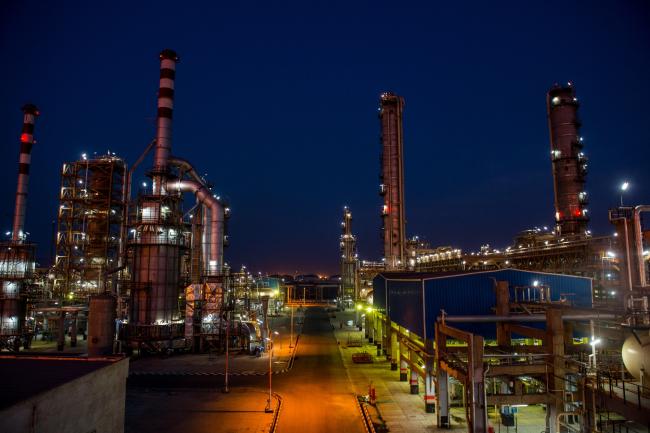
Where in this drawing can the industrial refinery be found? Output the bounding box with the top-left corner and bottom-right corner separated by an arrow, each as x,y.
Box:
338,84 -> 650,432
1,4 -> 649,433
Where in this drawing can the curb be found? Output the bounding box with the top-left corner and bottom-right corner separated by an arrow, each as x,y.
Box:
356,395 -> 377,433
269,392 -> 283,433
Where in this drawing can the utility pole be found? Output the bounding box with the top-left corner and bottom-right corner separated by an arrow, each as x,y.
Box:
224,310 -> 230,393
290,305 -> 294,348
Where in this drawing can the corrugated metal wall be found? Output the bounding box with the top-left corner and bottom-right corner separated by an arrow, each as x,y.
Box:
388,279 -> 424,337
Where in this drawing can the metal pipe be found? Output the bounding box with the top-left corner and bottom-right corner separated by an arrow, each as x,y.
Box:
633,205 -> 650,287
168,156 -> 205,185
439,314 -> 617,323
120,138 -> 156,267
12,104 -> 39,242
152,49 -> 179,195
167,179 -> 224,274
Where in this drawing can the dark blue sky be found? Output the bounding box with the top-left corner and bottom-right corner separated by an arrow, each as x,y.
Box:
1,1 -> 649,275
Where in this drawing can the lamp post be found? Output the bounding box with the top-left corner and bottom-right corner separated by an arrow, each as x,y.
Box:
224,310 -> 230,393
265,330 -> 279,413
621,181 -> 629,207
289,305 -> 294,348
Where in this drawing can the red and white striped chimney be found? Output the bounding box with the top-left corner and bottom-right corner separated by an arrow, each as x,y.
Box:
152,49 -> 179,195
12,104 -> 39,242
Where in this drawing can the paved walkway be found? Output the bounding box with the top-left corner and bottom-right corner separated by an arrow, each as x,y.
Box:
332,309 -> 549,433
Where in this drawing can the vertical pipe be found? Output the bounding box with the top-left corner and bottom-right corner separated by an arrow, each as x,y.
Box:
634,206 -> 650,287
152,49 -> 179,195
12,104 -> 39,242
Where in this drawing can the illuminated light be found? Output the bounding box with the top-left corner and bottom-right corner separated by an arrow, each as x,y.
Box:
573,209 -> 582,217
606,251 -> 616,258
621,181 -> 629,192
20,133 -> 30,143
356,304 -> 363,311
610,291 -> 616,296
614,232 -> 619,237
590,338 -> 601,346
142,182 -> 147,188
551,96 -> 560,105
533,280 -> 539,287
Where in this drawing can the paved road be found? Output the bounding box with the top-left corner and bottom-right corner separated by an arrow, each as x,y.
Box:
273,307 -> 366,433
125,307 -> 366,433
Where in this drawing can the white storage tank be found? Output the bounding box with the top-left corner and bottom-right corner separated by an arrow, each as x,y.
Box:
622,333 -> 650,384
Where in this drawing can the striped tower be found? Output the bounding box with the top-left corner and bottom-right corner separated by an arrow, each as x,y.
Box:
12,104 -> 39,242
152,48 -> 179,195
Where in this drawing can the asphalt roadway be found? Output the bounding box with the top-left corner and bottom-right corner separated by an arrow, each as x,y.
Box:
125,307 -> 366,433
271,307 -> 366,433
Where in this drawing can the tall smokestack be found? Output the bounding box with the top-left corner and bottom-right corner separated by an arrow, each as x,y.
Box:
340,206 -> 357,299
12,104 -> 39,242
152,49 -> 179,194
379,92 -> 406,270
547,83 -> 588,236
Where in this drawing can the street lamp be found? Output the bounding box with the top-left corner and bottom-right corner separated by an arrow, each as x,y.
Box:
620,181 -> 629,206
265,330 -> 280,413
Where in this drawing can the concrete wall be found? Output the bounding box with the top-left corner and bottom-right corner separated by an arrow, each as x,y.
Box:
1,357 -> 129,433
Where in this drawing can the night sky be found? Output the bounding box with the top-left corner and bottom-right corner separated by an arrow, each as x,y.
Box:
1,1 -> 649,275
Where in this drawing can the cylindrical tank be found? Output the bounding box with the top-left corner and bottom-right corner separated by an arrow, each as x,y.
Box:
622,334 -> 650,383
88,294 -> 116,356
131,243 -> 181,324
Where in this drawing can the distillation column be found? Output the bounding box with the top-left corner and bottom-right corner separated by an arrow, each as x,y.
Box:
379,92 -> 406,270
340,206 -> 358,299
130,49 -> 185,327
547,83 -> 588,237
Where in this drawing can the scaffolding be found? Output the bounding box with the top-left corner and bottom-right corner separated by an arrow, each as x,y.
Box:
0,242 -> 35,348
54,155 -> 126,300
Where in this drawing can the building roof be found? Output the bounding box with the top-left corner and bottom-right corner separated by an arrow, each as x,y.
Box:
0,355 -> 122,410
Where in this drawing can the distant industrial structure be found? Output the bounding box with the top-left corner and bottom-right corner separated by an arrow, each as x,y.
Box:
339,206 -> 357,300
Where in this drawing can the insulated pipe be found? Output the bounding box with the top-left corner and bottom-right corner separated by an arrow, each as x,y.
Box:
439,314 -> 617,323
633,205 -> 650,287
12,104 -> 39,242
152,49 -> 179,194
167,179 -> 224,274
168,156 -> 205,185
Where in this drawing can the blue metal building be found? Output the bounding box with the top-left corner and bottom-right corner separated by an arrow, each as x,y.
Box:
372,269 -> 593,339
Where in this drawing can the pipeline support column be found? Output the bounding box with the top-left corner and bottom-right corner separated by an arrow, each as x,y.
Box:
390,326 -> 398,370
399,336 -> 408,381
435,323 -> 450,428
424,339 -> 436,413
546,309 -> 565,433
